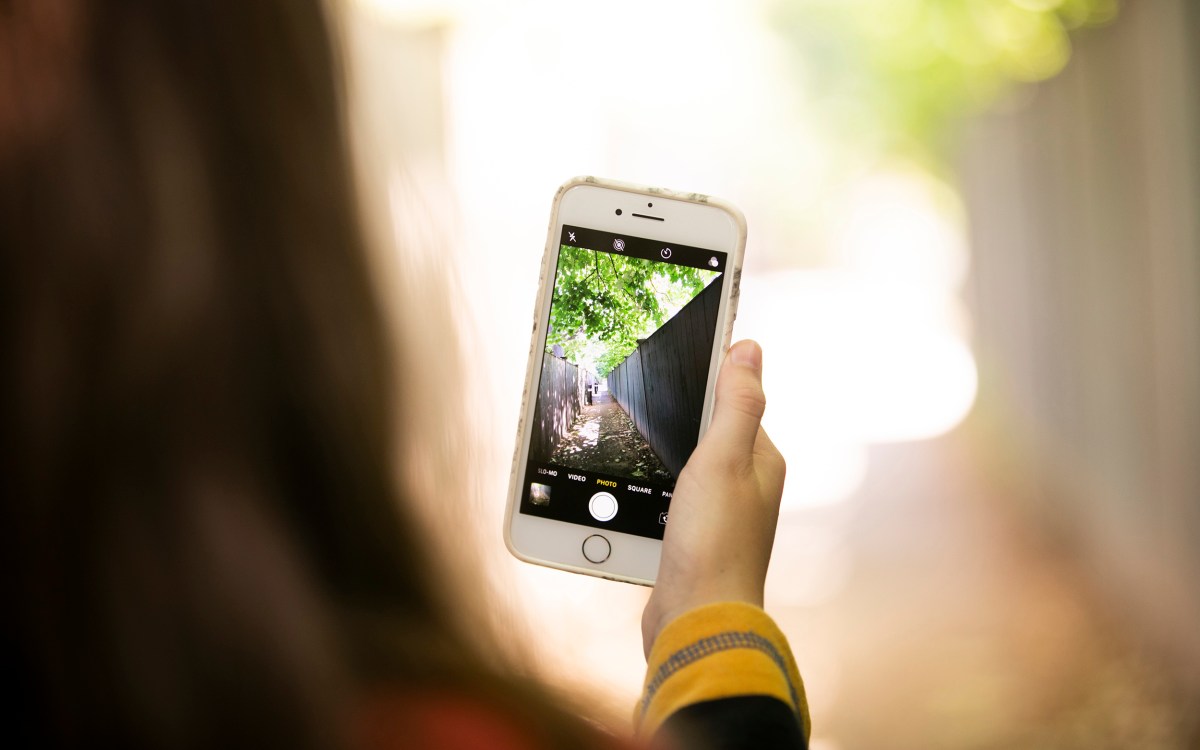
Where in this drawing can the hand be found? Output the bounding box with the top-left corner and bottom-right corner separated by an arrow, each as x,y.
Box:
642,340 -> 786,657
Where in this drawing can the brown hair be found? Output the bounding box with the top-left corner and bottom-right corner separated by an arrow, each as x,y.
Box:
0,2 -> 603,747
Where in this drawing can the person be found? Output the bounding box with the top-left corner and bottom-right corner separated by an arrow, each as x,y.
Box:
0,1 -> 809,748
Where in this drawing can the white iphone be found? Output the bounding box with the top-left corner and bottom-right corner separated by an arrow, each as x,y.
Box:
504,177 -> 746,585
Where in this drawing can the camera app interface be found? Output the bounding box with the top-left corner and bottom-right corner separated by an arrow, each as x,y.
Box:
520,225 -> 727,540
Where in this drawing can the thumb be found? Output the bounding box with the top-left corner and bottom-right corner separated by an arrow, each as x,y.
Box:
705,340 -> 766,456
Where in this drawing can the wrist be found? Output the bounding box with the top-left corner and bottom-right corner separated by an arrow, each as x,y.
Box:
642,584 -> 765,657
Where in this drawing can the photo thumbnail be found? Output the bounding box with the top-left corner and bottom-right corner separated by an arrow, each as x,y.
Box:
529,482 -> 552,506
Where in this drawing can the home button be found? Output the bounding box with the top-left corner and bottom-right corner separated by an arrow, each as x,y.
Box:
581,534 -> 611,564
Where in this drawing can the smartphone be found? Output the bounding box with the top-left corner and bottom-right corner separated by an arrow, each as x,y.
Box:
504,177 -> 745,585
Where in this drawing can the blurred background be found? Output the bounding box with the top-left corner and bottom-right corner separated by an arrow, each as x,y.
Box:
336,0 -> 1199,747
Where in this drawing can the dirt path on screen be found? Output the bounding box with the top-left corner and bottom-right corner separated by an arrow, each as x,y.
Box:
549,391 -> 672,481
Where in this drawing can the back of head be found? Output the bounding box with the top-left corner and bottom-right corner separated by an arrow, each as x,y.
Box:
0,2 -> 472,746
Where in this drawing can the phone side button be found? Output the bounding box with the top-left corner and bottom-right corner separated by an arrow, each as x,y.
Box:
581,534 -> 611,564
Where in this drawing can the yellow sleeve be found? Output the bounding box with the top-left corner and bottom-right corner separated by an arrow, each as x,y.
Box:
634,601 -> 810,740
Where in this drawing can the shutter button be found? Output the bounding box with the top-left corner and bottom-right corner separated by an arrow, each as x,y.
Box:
588,491 -> 618,522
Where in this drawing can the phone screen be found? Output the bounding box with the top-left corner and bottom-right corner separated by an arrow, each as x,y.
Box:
519,224 -> 728,540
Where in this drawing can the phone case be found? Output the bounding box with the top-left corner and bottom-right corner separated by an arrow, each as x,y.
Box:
503,176 -> 747,584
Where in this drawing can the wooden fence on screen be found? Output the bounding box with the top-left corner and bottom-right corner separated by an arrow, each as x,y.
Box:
606,275 -> 724,477
530,353 -> 594,464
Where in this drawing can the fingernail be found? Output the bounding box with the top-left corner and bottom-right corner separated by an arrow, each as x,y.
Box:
730,341 -> 762,371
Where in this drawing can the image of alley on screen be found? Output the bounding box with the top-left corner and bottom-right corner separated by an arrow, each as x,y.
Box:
528,229 -> 725,482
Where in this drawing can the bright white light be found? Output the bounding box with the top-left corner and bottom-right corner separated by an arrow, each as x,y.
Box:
836,170 -> 968,291
736,265 -> 978,508
351,0 -> 477,25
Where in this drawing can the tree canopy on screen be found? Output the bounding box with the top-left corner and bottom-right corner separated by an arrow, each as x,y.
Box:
546,245 -> 715,377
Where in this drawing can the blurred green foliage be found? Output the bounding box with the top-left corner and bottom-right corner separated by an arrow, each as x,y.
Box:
772,0 -> 1118,167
